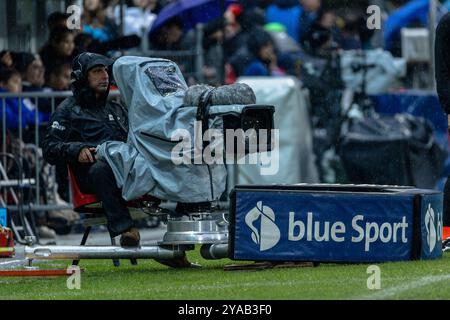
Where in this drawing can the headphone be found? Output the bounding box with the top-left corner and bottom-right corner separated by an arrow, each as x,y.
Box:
70,52 -> 116,95
70,52 -> 88,86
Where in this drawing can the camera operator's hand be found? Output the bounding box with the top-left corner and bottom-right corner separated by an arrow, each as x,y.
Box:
78,147 -> 96,163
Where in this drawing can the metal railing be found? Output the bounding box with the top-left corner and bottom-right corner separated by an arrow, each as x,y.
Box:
0,33 -> 206,215
127,24 -> 205,83
0,90 -> 122,214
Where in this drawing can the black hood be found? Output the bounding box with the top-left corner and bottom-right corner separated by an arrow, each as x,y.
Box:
70,52 -> 114,108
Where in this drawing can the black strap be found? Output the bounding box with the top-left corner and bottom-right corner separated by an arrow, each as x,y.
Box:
196,88 -> 215,121
196,88 -> 215,151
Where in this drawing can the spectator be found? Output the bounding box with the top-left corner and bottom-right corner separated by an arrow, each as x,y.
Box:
39,27 -> 75,80
47,12 -> 71,31
149,16 -> 198,82
11,52 -> 52,144
0,51 -> 13,69
149,16 -> 185,51
299,0 -> 322,45
202,18 -> 226,86
45,63 -> 72,93
0,68 -> 43,131
13,52 -> 51,115
337,8 -> 374,50
42,62 -> 72,124
264,22 -> 303,77
13,53 -> 45,92
243,28 -> 286,76
74,32 -> 140,57
318,7 -> 340,38
224,4 -> 246,56
82,0 -> 119,42
266,0 -> 302,41
0,67 -> 22,94
105,0 -> 120,20
224,5 -> 266,79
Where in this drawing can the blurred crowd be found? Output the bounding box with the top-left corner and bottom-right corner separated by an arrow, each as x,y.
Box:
0,0 -> 445,240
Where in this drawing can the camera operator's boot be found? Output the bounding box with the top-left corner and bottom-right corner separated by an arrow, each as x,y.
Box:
120,227 -> 140,247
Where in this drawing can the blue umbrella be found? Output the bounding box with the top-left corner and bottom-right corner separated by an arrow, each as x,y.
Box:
149,0 -> 237,35
384,0 -> 429,50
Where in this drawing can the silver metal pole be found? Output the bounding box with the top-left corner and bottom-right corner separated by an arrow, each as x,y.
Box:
18,98 -> 22,163
0,0 -> 7,51
34,98 -> 40,206
7,204 -> 72,212
200,243 -> 229,260
0,90 -> 120,99
51,96 -> 55,114
25,245 -> 186,260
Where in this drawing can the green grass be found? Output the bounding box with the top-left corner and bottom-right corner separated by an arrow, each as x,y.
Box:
2,250 -> 450,300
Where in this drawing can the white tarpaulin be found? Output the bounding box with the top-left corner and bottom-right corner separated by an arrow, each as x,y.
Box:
231,77 -> 319,187
97,56 -> 265,202
97,56 -> 228,202
341,49 -> 407,95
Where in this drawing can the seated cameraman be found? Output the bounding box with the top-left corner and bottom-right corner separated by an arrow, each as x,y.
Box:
42,52 -> 140,247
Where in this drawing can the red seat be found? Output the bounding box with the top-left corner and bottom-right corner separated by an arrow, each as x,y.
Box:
68,167 -> 103,214
67,166 -> 161,214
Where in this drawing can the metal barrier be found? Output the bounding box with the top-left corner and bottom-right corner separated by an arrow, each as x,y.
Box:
0,90 -> 122,216
127,24 -> 205,83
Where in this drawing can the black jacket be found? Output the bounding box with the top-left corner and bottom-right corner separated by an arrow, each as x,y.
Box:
436,12 -> 450,115
42,96 -> 128,167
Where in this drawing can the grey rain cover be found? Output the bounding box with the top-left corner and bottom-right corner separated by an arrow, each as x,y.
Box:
97,56 -> 228,202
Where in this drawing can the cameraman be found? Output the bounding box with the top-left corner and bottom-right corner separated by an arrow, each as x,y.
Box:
42,52 -> 140,246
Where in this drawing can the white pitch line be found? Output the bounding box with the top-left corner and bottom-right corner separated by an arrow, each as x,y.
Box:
359,274 -> 450,300
0,259 -> 28,268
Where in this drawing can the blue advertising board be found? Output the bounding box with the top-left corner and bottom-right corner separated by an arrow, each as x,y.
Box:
230,185 -> 443,263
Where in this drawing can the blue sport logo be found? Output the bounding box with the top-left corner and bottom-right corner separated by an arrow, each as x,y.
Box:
245,201 -> 281,251
424,203 -> 442,253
